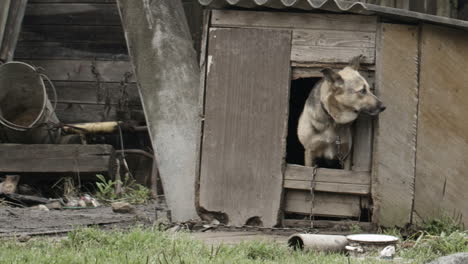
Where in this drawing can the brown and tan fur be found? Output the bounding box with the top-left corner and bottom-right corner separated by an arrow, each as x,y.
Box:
298,55 -> 386,167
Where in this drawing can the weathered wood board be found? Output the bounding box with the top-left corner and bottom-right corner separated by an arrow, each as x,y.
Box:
372,23 -> 419,227
413,25 -> 468,226
0,144 -> 115,175
117,0 -> 200,221
199,28 -> 291,227
352,116 -> 373,172
0,0 -> 27,62
284,190 -> 361,218
23,3 -> 122,26
211,10 -> 377,32
21,60 -> 135,83
0,0 -> 11,48
283,165 -> 370,195
211,10 -> 376,64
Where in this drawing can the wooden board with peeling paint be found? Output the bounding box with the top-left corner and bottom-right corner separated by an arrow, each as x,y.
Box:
413,24 -> 468,226
199,27 -> 291,227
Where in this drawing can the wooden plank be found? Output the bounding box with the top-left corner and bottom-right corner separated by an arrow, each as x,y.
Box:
410,0 -> 437,14
436,0 -> 453,17
0,144 -> 114,158
413,25 -> 468,227
199,28 -> 291,227
284,179 -> 370,195
48,81 -> 140,106
0,0 -> 28,62
0,144 -> 115,174
352,115 -> 373,172
15,42 -> 129,60
291,29 -> 376,64
292,30 -> 375,48
23,4 -> 121,25
292,67 -> 375,82
395,0 -> 410,9
19,60 -> 135,82
291,45 -> 375,64
284,190 -> 361,218
19,25 -> 125,42
285,164 -> 370,184
372,23 -> 419,227
54,102 -> 143,123
211,10 -> 377,32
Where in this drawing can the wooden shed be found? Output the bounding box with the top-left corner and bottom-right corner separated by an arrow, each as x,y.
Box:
195,0 -> 468,228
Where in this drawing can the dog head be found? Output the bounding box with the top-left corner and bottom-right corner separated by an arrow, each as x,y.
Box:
320,55 -> 386,124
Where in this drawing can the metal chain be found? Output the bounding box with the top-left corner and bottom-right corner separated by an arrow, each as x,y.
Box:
309,166 -> 318,228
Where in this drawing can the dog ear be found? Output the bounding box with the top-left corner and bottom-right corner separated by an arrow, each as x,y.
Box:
321,68 -> 344,87
349,55 -> 364,70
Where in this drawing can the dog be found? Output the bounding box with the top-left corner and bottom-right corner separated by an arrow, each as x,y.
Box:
297,55 -> 386,167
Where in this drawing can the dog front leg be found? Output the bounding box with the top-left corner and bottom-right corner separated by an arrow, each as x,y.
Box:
304,149 -> 317,167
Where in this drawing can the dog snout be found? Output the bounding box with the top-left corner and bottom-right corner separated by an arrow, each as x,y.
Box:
379,104 -> 386,113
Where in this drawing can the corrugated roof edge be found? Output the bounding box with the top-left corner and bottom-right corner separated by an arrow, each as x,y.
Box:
198,0 -> 468,31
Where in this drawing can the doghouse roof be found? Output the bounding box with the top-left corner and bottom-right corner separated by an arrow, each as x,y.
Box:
199,0 -> 468,31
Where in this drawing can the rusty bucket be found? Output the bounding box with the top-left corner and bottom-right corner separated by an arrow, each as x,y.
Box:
0,61 -> 59,143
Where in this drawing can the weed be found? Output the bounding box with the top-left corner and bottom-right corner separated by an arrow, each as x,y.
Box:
419,213 -> 464,236
350,224 -> 363,234
95,174 -> 151,204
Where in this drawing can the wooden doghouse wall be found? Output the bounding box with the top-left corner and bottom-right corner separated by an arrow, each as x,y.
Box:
413,24 -> 468,226
14,0 -> 202,124
199,10 -> 378,227
373,23 -> 468,227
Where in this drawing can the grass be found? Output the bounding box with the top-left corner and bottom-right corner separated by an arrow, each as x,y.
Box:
0,224 -> 466,264
0,226 -> 383,264
95,174 -> 151,204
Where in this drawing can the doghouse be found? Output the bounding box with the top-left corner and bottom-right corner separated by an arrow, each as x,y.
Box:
195,0 -> 468,228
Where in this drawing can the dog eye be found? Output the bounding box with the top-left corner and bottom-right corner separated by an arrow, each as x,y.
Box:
359,88 -> 367,94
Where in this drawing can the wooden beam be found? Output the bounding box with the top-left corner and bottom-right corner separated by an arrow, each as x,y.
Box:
0,0 -> 11,48
0,0 -> 28,62
211,10 -> 378,32
0,144 -> 115,174
117,0 -> 200,222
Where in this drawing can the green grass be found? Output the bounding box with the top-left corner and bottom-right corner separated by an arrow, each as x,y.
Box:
0,225 -> 466,264
95,174 -> 151,204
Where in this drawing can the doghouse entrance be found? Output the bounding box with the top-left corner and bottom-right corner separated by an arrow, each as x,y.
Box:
286,77 -> 342,169
282,73 -> 375,227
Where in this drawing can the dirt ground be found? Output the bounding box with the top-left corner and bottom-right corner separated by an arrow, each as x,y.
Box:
0,203 -> 158,238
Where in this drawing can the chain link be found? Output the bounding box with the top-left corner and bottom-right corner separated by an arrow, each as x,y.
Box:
309,165 -> 318,228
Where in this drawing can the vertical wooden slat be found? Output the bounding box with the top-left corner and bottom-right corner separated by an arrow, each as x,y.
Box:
0,0 -> 28,62
395,0 -> 410,9
199,28 -> 291,227
372,23 -> 419,227
352,116 -> 373,172
413,24 -> 468,227
436,0 -> 453,17
0,0 -> 11,48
